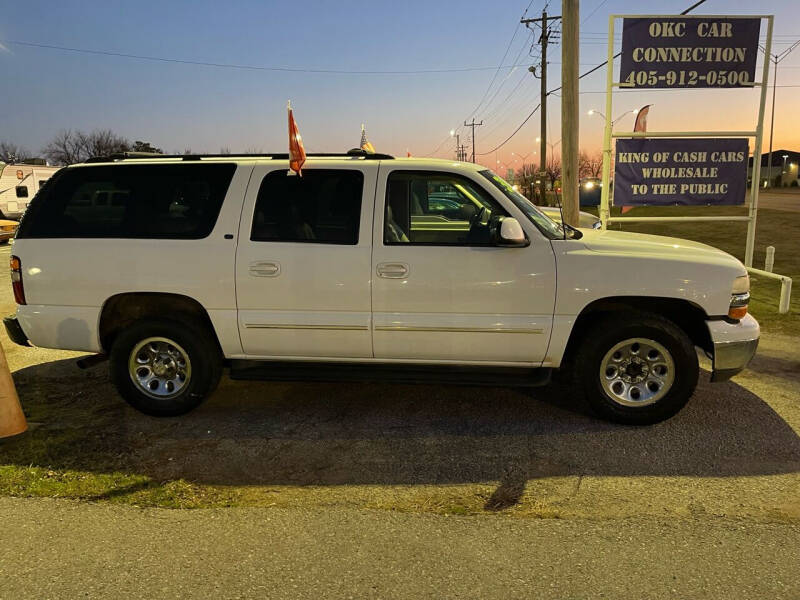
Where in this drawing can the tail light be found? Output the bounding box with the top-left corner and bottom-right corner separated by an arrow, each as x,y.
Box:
10,255 -> 25,305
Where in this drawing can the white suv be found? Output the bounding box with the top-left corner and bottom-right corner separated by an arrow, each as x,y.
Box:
5,151 -> 759,424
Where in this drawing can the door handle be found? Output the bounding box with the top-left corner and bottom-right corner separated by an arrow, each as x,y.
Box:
249,261 -> 281,277
377,262 -> 409,279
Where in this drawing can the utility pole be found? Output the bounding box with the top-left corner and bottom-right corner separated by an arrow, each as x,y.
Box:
522,10 -> 561,205
464,118 -> 484,163
561,0 -> 579,227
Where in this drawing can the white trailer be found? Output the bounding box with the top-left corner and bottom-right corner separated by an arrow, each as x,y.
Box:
0,163 -> 61,219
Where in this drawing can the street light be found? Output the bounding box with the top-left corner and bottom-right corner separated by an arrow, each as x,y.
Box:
780,154 -> 790,185
512,150 -> 537,162
588,108 -> 639,126
450,129 -> 462,162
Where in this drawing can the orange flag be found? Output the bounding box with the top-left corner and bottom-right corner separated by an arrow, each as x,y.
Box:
633,104 -> 651,133
622,105 -> 652,213
288,101 -> 306,175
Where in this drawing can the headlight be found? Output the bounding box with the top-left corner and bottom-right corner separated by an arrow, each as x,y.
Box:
732,274 -> 750,294
729,275 -> 750,320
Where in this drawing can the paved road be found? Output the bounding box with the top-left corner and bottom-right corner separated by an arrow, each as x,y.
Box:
759,191 -> 800,213
1,496 -> 798,599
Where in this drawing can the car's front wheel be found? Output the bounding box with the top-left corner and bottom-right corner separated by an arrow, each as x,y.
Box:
573,312 -> 699,425
110,317 -> 222,416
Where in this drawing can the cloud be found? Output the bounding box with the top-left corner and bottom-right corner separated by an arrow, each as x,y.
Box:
0,41 -> 10,53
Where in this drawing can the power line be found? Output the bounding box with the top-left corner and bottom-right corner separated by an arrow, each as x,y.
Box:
475,30 -> 534,120
478,104 -> 541,155
0,39 -> 534,75
464,1 -> 541,122
481,0 -> 710,153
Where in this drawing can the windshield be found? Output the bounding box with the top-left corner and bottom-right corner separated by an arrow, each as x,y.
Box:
478,170 -> 564,240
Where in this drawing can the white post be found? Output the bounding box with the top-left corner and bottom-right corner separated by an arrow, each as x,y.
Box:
744,16 -> 773,267
765,246 -> 775,272
779,278 -> 792,314
599,15 -> 616,230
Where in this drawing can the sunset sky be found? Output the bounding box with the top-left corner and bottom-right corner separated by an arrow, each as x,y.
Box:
2,0 -> 798,169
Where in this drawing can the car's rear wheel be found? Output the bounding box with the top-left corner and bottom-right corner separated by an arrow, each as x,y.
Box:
573,312 -> 699,425
110,317 -> 222,416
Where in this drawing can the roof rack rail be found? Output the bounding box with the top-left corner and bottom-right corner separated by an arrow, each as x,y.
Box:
84,150 -> 395,163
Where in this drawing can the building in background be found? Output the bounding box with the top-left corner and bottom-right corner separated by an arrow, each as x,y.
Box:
748,149 -> 800,188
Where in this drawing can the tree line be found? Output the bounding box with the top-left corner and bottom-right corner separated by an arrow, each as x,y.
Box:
512,150 -> 604,200
0,130 -> 163,166
0,130 -> 267,166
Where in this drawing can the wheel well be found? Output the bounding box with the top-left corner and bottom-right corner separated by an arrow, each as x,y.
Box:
98,292 -> 220,353
561,296 -> 712,368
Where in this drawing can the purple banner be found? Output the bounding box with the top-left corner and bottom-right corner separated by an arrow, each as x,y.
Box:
620,17 -> 760,88
614,138 -> 749,206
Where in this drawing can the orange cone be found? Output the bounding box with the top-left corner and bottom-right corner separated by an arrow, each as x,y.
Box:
0,341 -> 26,438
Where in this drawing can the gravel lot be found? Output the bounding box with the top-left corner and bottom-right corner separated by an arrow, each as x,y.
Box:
1,242 -> 798,520
1,242 -> 799,598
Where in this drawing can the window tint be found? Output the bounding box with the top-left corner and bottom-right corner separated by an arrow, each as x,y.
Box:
15,186 -> 28,198
251,169 -> 363,244
17,164 -> 236,239
384,171 -> 508,245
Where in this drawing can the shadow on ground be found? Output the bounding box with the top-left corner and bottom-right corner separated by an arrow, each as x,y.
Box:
3,356 -> 800,509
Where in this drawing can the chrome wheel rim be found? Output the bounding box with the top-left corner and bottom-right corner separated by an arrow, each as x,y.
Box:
128,337 -> 192,400
599,337 -> 675,407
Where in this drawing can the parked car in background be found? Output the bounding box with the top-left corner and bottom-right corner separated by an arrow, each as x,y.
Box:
579,177 -> 602,207
5,151 -> 758,425
0,214 -> 19,243
537,205 -> 601,229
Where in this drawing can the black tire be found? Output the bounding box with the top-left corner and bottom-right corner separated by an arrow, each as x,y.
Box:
110,317 -> 222,417
572,312 -> 699,425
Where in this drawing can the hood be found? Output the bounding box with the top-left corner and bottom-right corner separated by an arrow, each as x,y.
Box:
578,229 -> 746,271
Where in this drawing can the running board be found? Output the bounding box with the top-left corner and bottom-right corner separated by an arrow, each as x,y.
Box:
229,360 -> 552,388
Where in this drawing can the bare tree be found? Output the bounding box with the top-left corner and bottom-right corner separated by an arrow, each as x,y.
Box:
579,150 -> 603,178
81,129 -> 130,159
514,162 -> 538,200
42,129 -> 160,165
546,155 -> 562,187
0,141 -> 31,164
219,146 -> 231,155
42,130 -> 85,165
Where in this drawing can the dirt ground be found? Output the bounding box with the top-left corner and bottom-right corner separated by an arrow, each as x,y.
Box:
0,243 -> 799,519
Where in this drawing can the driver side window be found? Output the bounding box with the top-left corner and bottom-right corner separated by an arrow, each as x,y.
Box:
384,171 -> 508,245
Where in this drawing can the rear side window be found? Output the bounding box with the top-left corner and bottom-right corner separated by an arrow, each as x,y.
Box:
17,164 -> 236,239
251,169 -> 363,244
15,186 -> 28,198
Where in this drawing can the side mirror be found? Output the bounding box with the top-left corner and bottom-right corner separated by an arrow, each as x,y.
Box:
497,217 -> 529,247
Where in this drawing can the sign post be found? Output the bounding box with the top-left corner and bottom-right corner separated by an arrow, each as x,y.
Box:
599,14 -> 774,270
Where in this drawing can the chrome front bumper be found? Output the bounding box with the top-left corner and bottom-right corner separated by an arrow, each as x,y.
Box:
706,314 -> 760,382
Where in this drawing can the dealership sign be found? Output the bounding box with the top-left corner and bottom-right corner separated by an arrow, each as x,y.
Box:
620,17 -> 760,88
614,138 -> 749,206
